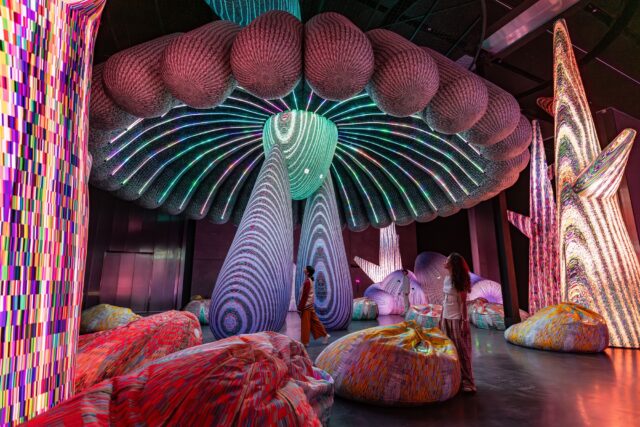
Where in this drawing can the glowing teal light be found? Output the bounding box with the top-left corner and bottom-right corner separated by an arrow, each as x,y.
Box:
205,0 -> 301,26
263,110 -> 338,200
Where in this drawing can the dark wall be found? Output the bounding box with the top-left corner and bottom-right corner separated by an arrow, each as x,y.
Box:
84,188 -> 189,313
190,221 -> 418,300
416,210 -> 473,270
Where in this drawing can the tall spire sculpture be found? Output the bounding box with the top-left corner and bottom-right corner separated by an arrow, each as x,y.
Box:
553,20 -> 640,347
508,121 -> 560,314
355,223 -> 403,283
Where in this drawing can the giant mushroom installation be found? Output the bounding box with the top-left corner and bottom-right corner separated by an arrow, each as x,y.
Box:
86,10 -> 531,339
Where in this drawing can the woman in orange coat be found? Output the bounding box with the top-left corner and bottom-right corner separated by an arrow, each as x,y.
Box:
298,266 -> 330,347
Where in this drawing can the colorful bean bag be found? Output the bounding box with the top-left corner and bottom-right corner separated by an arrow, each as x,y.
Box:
352,297 -> 379,320
29,332 -> 333,426
315,322 -> 460,405
504,303 -> 609,352
364,270 -> 426,315
80,304 -> 141,334
468,298 -> 529,330
183,295 -> 211,324
75,311 -> 202,393
404,304 -> 442,329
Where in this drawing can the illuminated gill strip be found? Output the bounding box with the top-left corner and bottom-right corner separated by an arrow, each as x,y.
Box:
332,111 -> 387,123
137,132 -> 261,194
335,146 -> 397,221
318,93 -> 369,117
220,153 -> 265,219
330,163 -> 357,227
159,135 -> 263,204
228,96 -> 279,115
455,133 -> 482,155
262,98 -> 285,113
190,144 -> 263,212
339,125 -> 483,183
279,98 -> 290,110
115,123 -> 262,177
108,111 -> 264,159
339,129 -> 473,194
339,139 -> 422,215
332,152 -> 379,224
314,98 -> 327,114
339,135 -> 437,210
305,90 -> 314,112
328,103 -> 378,121
109,118 -> 143,144
340,120 -> 484,173
292,88 -> 299,110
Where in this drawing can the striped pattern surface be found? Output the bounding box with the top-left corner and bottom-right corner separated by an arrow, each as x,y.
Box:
75,311 -> 202,393
504,303 -> 608,352
508,120 -> 560,314
29,332 -> 333,426
404,304 -> 442,329
352,298 -> 379,320
468,278 -> 503,304
210,143 -> 294,339
263,110 -> 338,200
0,1 -> 104,424
354,223 -> 403,283
553,20 -> 640,348
296,175 -> 353,329
205,0 -> 301,26
80,304 -> 141,334
315,322 -> 460,405
413,251 -> 447,304
468,299 -> 528,331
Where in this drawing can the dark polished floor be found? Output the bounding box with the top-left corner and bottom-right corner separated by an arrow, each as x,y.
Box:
203,313 -> 639,427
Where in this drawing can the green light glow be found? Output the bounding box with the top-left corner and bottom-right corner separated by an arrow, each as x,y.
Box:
205,0 -> 301,26
263,110 -> 338,200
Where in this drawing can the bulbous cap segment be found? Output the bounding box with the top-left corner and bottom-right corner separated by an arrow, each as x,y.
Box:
263,110 -> 338,200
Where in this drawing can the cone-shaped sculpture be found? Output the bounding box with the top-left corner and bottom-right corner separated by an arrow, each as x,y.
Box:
553,20 -> 640,348
507,121 -> 560,314
295,175 -> 353,330
263,110 -> 338,200
354,223 -> 403,283
210,143 -> 294,339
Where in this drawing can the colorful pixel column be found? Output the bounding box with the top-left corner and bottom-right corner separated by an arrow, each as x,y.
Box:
553,20 -> 640,347
508,121 -> 560,314
0,1 -> 104,424
354,223 -> 403,283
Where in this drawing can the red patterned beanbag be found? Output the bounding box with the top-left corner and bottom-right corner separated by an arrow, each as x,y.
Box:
75,311 -> 202,393
30,332 -> 333,426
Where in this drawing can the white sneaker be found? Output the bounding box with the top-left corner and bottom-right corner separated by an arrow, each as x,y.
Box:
321,334 -> 330,344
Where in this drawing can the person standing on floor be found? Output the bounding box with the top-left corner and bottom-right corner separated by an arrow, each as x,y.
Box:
400,269 -> 411,315
440,253 -> 476,393
298,266 -> 330,347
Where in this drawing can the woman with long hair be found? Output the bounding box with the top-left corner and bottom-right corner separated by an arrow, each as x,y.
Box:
440,252 -> 476,393
298,266 -> 330,347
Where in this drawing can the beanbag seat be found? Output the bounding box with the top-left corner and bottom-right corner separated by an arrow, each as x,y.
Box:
30,332 -> 333,426
315,322 -> 460,405
80,303 -> 141,334
75,311 -> 202,393
183,295 -> 211,324
504,303 -> 609,352
352,297 -> 379,320
468,298 -> 529,330
404,304 -> 442,329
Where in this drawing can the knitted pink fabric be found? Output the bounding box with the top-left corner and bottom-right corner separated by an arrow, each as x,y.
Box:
162,21 -> 240,109
231,11 -> 302,99
366,29 -> 439,117
421,47 -> 488,134
478,115 -> 532,161
103,34 -> 179,118
459,81 -> 520,146
305,12 -> 374,101
89,63 -> 137,130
